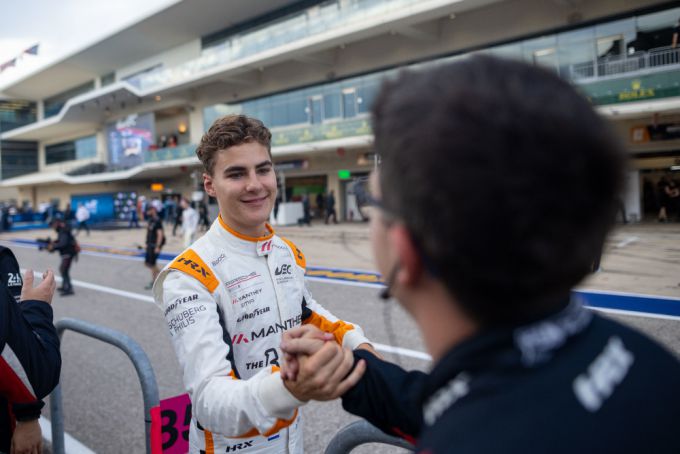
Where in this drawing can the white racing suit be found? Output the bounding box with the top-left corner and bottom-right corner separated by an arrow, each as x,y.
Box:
154,216 -> 370,453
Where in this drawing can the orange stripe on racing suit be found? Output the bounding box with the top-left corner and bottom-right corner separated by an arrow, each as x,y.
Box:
204,429 -> 215,454
227,366 -> 299,439
302,309 -> 355,345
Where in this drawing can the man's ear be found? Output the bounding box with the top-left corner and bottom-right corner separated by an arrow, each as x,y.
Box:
388,225 -> 424,289
203,173 -> 216,197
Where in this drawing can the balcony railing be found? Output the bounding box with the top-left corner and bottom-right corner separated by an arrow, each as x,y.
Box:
570,46 -> 680,82
126,0 -> 446,92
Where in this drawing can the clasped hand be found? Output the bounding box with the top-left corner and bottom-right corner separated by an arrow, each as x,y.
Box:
279,325 -> 365,402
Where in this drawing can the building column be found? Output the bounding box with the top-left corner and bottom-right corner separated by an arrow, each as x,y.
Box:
36,101 -> 44,121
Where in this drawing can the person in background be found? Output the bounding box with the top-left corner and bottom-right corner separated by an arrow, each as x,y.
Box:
172,195 -> 183,237
75,203 -> 90,236
298,193 -> 311,226
48,218 -> 77,296
280,56 -> 680,453
144,206 -> 164,290
64,202 -> 75,228
198,201 -> 210,231
180,197 -> 199,248
325,190 -> 338,224
0,262 -> 60,454
129,204 -> 140,228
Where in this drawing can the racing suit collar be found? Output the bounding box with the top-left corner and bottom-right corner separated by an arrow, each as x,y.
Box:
218,214 -> 274,242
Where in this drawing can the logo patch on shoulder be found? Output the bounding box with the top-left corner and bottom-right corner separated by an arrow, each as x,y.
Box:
280,237 -> 306,269
169,249 -> 219,292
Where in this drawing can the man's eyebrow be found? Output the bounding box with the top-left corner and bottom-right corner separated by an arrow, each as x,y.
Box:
223,165 -> 246,174
223,161 -> 272,174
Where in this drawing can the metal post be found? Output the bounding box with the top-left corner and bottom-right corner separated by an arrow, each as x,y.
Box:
50,318 -> 160,454
324,420 -> 414,454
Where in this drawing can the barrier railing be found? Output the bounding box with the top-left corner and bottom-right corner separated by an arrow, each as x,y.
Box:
325,420 -> 414,453
49,318 -> 160,454
570,46 -> 680,81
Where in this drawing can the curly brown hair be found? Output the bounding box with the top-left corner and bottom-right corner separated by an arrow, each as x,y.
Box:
196,114 -> 272,175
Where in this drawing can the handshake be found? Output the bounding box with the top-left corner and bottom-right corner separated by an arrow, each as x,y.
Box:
279,325 -> 369,402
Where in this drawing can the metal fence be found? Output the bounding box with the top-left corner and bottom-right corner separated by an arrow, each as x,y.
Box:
570,46 -> 680,81
49,318 -> 159,454
47,318 -> 414,453
325,420 -> 414,454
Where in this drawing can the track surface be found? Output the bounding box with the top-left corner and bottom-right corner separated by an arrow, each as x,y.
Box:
5,240 -> 679,453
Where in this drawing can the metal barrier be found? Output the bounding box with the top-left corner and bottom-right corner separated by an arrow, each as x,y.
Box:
325,420 -> 414,454
49,318 -> 160,454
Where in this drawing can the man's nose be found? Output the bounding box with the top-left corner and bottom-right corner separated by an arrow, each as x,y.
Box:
245,171 -> 264,192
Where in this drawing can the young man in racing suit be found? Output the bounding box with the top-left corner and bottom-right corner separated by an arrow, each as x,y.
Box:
280,56 -> 680,453
154,114 -> 373,453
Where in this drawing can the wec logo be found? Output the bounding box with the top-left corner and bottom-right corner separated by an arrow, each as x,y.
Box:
275,264 -> 291,276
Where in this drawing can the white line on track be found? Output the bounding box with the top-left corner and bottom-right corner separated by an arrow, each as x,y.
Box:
615,236 -> 639,248
20,269 -> 432,360
39,416 -> 96,454
588,306 -> 680,322
19,268 -> 155,304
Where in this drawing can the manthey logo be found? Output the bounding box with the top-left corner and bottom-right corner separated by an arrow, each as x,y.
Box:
232,315 -> 303,345
232,333 -> 249,344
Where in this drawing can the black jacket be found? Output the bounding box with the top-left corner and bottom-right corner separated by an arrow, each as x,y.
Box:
52,225 -> 77,256
342,301 -> 680,453
0,246 -> 61,452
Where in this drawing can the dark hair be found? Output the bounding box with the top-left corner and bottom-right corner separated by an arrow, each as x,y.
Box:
196,114 -> 272,175
372,55 -> 626,325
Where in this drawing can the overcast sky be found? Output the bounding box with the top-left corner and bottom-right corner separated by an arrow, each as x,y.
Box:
0,0 -> 177,86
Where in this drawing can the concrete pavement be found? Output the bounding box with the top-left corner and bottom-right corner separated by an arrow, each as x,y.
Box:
1,220 -> 679,297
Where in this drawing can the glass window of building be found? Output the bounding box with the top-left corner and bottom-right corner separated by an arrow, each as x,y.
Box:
307,96 -> 323,124
0,141 -> 38,179
522,36 -> 558,71
342,89 -> 357,118
101,72 -> 115,87
0,100 -> 37,132
44,81 -> 95,119
45,135 -> 97,165
323,91 -> 342,120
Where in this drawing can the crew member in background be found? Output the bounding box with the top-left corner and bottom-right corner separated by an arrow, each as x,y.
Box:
180,197 -> 199,248
48,218 -> 77,296
75,203 -> 90,236
153,115 -> 373,453
144,206 -> 164,290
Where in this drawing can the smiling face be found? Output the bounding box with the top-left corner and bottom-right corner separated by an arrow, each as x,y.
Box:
204,141 -> 277,237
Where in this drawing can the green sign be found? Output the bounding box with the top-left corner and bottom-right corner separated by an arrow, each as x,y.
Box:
338,169 -> 351,180
579,70 -> 680,106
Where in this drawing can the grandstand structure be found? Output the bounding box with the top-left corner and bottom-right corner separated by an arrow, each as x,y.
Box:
0,0 -> 678,222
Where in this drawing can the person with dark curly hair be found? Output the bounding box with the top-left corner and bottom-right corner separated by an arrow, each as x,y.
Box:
280,55 -> 680,453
